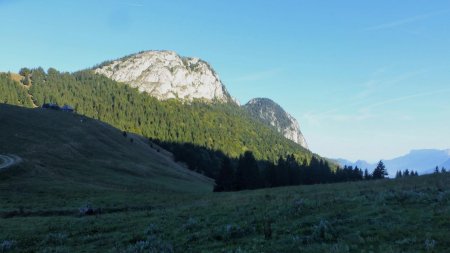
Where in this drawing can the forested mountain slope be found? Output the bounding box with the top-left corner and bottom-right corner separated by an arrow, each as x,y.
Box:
0,70 -> 319,178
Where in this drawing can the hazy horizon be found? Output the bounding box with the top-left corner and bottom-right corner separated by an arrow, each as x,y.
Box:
1,0 -> 449,161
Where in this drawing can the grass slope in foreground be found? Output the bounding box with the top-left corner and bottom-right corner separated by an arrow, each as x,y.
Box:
0,104 -> 213,211
1,167 -> 449,252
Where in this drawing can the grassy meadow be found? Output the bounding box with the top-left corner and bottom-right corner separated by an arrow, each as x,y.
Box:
1,173 -> 449,252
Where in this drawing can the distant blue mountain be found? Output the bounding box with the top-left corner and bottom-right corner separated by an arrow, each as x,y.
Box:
334,149 -> 450,176
332,158 -> 376,171
439,159 -> 450,172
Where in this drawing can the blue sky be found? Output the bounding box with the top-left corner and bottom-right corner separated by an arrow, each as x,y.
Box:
1,0 -> 450,162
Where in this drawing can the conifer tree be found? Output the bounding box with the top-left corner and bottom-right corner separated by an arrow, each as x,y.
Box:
404,169 -> 410,177
372,160 -> 387,179
214,157 -> 234,192
364,169 -> 370,180
235,151 -> 260,190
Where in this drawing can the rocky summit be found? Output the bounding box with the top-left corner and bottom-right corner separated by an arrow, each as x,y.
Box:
244,98 -> 309,149
94,50 -> 233,103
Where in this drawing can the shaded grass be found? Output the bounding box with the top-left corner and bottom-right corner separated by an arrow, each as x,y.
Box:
1,174 -> 449,252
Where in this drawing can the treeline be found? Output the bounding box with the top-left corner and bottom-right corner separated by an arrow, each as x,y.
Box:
214,153 -> 390,192
395,166 -> 448,179
152,140 -> 226,178
433,166 -> 447,174
395,169 -> 419,178
0,68 -> 315,178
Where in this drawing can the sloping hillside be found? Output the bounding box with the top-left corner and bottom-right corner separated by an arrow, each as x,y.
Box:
0,70 -> 319,179
0,104 -> 213,209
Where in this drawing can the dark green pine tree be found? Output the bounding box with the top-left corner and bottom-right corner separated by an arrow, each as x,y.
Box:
213,157 -> 235,192
275,156 -> 289,186
364,168 -> 371,180
404,169 -> 410,177
266,162 -> 277,188
308,156 -> 322,184
235,151 -> 260,190
372,160 -> 388,179
286,154 -> 300,185
19,67 -> 31,77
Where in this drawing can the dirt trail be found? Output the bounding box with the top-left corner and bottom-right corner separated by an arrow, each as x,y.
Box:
0,154 -> 22,170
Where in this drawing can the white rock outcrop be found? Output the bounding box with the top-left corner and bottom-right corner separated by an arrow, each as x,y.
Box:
244,98 -> 309,149
94,51 -> 232,102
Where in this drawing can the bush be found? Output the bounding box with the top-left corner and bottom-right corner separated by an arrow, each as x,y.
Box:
123,236 -> 173,253
311,219 -> 336,242
291,198 -> 307,215
144,224 -> 161,236
0,240 -> 16,252
182,217 -> 198,231
44,233 -> 68,245
330,243 -> 350,253
79,203 -> 96,216
424,238 -> 436,252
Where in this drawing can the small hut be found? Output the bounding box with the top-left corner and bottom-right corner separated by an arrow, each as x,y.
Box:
61,104 -> 74,112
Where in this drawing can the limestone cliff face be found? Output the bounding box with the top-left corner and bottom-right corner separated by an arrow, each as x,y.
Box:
244,98 -> 309,149
94,51 -> 308,149
94,50 -> 233,103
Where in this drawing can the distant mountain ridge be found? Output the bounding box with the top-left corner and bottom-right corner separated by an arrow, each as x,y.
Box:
243,98 -> 308,149
335,149 -> 450,176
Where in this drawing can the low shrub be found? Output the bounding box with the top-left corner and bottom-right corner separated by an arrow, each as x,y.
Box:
123,236 -> 173,253
0,240 -> 16,252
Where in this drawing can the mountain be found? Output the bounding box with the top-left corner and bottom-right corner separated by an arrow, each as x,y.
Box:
387,149 -> 450,174
0,103 -> 213,196
333,158 -> 372,170
243,98 -> 308,149
94,50 -> 234,103
440,159 -> 450,170
336,149 -> 450,176
95,51 -> 309,149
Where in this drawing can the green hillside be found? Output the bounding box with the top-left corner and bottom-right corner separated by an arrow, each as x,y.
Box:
0,69 -> 317,178
1,157 -> 449,252
0,104 -> 213,210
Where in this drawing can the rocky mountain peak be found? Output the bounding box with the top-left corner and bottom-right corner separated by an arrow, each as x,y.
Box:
243,98 -> 309,149
94,50 -> 233,103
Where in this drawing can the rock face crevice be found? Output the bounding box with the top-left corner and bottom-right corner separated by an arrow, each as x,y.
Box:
244,98 -> 309,149
94,50 -> 233,102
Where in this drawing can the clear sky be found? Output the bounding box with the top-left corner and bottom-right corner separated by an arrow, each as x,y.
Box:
1,0 -> 450,162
